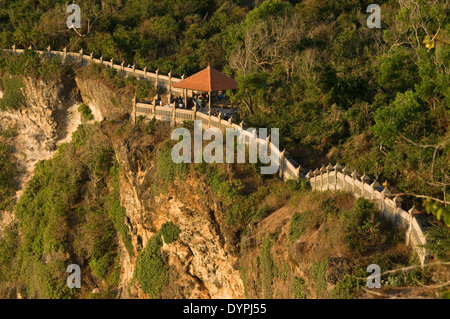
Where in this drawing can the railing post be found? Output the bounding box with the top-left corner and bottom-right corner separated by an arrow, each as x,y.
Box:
63,47 -> 67,59
208,110 -> 212,128
100,55 -> 103,65
320,165 -> 326,191
90,52 -> 94,63
182,74 -> 187,110
168,70 -> 172,97
351,170 -> 360,194
218,112 -> 222,130
342,166 -> 351,190
393,196 -> 403,227
153,96 -> 157,119
361,173 -> 370,198
110,58 -> 114,68
12,44 -> 16,54
155,68 -> 159,91
132,63 -> 136,76
314,168 -> 321,190
121,61 -> 125,75
79,48 -> 83,65
370,180 -> 380,201
295,165 -> 301,180
306,170 -> 314,186
334,163 -> 342,190
326,164 -> 334,190
227,116 -> 233,128
381,188 -> 391,216
47,45 -> 51,57
143,66 -> 147,78
279,149 -> 286,179
406,206 -> 417,246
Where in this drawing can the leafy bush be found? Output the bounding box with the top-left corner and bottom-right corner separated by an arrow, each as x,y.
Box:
78,104 -> 94,121
160,221 -> 181,244
343,199 -> 389,253
425,225 -> 450,261
133,234 -> 168,298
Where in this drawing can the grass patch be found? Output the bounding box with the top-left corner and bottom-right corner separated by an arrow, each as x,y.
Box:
311,257 -> 328,298
292,276 -> 307,299
157,141 -> 188,183
258,236 -> 279,298
288,210 -> 313,243
0,76 -> 25,110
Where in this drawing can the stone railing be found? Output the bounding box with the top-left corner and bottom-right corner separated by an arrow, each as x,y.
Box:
4,45 -> 185,96
133,99 -> 301,181
306,164 -> 431,265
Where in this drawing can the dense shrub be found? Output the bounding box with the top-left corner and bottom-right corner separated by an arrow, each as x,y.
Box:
160,221 -> 181,244
133,234 -> 168,298
78,104 -> 94,121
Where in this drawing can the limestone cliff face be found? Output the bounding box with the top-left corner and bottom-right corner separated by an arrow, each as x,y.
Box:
111,131 -> 245,299
74,74 -> 133,121
0,74 -> 80,199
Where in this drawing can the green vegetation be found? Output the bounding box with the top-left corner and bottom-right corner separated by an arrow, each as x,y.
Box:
160,221 -> 181,244
133,233 -> 168,299
157,141 -> 188,183
292,276 -> 307,299
330,274 -> 364,299
0,50 -> 68,79
288,210 -> 313,243
0,124 -> 131,298
425,226 -> 450,261
78,104 -> 94,121
0,76 -> 25,110
258,236 -> 278,298
311,257 -> 328,298
0,141 -> 17,209
240,265 -> 250,299
343,199 -> 392,253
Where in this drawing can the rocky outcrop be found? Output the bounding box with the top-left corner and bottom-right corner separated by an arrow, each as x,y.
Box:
107,125 -> 245,299
0,74 -> 81,198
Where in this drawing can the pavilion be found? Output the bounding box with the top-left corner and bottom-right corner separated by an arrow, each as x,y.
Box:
171,64 -> 238,112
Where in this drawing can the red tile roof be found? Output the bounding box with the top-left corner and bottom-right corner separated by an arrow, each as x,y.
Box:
172,64 -> 238,91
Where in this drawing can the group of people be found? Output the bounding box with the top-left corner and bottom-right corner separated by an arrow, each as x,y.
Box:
154,90 -> 227,111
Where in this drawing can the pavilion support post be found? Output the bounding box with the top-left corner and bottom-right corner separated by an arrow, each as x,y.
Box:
209,91 -> 212,113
